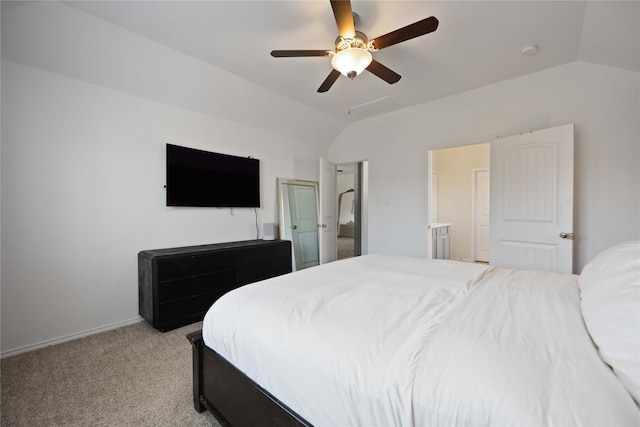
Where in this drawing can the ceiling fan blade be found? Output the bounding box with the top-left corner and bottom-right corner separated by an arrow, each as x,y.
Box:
330,0 -> 355,39
372,16 -> 439,50
318,69 -> 341,93
271,50 -> 331,58
366,59 -> 401,84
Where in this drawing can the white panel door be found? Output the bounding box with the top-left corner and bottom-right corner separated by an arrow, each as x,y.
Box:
286,183 -> 320,270
474,169 -> 490,262
490,124 -> 574,273
319,157 -> 337,264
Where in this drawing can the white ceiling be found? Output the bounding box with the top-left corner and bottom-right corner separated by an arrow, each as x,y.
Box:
5,1 -> 640,125
61,0 -> 639,122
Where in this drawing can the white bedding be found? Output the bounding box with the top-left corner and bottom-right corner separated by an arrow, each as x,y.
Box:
203,254 -> 639,426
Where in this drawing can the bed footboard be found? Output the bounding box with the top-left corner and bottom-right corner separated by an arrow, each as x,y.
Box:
187,330 -> 312,427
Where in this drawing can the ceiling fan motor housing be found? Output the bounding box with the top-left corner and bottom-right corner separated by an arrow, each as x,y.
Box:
334,31 -> 369,51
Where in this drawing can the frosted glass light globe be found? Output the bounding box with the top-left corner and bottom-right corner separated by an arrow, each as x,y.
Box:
331,48 -> 372,79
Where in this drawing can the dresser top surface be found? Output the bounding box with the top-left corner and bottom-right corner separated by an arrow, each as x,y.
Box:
139,239 -> 290,258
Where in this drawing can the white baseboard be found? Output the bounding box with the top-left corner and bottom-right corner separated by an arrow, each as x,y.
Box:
1,317 -> 145,359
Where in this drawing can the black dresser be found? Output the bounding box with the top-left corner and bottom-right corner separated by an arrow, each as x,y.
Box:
138,240 -> 292,331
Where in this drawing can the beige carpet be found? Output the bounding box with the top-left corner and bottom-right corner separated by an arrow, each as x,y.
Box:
1,321 -> 220,426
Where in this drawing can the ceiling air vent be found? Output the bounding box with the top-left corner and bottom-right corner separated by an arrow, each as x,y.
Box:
349,96 -> 401,116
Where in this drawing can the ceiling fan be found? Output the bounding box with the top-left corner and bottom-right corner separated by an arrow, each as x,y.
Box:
270,0 -> 439,93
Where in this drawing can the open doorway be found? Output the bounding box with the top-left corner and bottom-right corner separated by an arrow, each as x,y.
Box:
336,161 -> 368,259
428,124 -> 574,271
428,143 -> 490,262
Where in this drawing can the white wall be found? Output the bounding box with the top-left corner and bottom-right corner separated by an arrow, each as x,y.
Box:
329,61 -> 640,272
0,60 -> 325,356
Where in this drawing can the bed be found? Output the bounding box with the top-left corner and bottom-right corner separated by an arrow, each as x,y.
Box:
188,241 -> 640,426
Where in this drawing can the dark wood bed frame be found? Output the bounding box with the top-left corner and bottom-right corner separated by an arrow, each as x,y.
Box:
187,330 -> 313,427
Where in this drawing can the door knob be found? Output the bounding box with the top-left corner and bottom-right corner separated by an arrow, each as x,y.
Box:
559,232 -> 574,240
290,225 -> 297,229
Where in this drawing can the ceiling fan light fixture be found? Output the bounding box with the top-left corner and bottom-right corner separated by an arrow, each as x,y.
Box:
331,48 -> 372,79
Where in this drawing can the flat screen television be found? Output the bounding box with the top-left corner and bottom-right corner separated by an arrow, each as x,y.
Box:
166,144 -> 260,207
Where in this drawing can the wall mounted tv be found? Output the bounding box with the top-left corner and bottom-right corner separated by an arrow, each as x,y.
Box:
166,144 -> 260,207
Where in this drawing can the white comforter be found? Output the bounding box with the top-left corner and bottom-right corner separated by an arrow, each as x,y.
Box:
203,254 -> 639,426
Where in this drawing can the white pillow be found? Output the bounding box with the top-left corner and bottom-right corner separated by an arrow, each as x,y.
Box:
579,241 -> 640,405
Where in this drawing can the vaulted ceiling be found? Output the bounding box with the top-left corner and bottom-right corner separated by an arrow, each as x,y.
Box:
62,0 -> 639,120
2,1 -> 638,145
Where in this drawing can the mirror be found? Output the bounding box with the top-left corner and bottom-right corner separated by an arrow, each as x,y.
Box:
277,178 -> 320,271
337,187 -> 355,259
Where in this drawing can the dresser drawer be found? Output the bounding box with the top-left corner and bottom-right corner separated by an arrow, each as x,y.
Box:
158,269 -> 237,303
238,243 -> 290,266
194,251 -> 237,275
158,292 -> 225,329
157,257 -> 195,281
158,251 -> 237,282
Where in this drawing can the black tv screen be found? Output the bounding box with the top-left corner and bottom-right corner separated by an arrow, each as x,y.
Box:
166,144 -> 260,207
